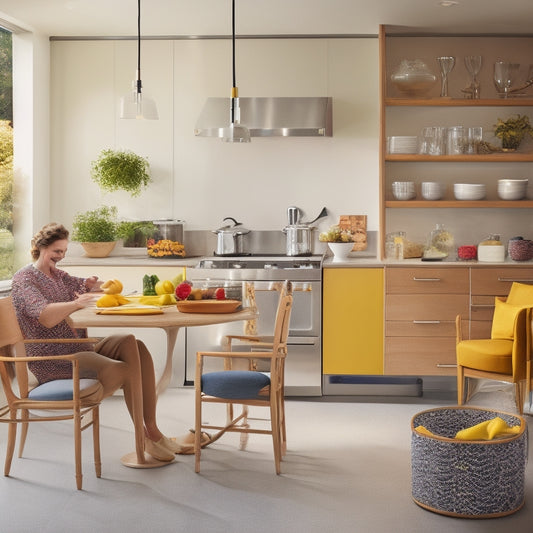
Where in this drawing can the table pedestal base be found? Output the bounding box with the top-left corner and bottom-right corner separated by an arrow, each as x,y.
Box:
120,451 -> 175,469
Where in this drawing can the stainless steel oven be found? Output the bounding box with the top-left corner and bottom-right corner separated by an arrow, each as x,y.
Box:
184,256 -> 322,396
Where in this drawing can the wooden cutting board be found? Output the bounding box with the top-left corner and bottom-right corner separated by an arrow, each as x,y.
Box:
339,215 -> 367,251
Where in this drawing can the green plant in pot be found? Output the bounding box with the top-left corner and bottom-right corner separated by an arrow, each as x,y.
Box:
71,205 -> 119,257
91,149 -> 151,197
117,220 -> 157,247
493,114 -> 533,151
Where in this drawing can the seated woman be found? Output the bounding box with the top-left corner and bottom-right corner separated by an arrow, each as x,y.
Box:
10,222 -> 181,463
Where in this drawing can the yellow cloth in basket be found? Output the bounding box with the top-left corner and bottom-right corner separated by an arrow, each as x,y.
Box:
416,417 -> 521,441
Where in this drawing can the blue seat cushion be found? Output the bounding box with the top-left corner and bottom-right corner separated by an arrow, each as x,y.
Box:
28,379 -> 102,401
202,371 -> 271,399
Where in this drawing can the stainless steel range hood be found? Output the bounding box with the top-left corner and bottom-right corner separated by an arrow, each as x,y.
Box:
194,96 -> 333,138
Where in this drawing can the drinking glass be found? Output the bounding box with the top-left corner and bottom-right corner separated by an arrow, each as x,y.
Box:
437,56 -> 455,97
464,55 -> 482,98
494,61 -> 520,97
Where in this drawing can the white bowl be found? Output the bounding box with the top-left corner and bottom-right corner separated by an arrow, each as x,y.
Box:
454,183 -> 486,200
392,181 -> 416,200
497,179 -> 528,200
421,182 -> 445,200
498,189 -> 526,200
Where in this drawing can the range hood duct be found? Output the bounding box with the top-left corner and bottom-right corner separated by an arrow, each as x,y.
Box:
194,96 -> 333,138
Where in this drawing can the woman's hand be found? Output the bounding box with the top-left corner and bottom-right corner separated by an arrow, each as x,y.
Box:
85,275 -> 103,291
74,292 -> 100,308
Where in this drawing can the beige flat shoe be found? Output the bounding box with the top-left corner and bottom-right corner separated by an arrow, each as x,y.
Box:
173,430 -> 212,455
160,435 -> 186,454
145,437 -> 175,462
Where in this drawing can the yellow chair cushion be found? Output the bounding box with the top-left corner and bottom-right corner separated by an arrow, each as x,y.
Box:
507,282 -> 533,305
456,338 -> 513,374
491,298 -> 524,340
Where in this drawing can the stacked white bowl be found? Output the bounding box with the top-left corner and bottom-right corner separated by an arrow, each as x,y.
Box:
392,181 -> 416,200
453,183 -> 486,200
388,136 -> 418,154
421,182 -> 445,200
497,178 -> 528,200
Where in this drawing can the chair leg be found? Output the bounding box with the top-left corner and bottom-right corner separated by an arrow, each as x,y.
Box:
4,417 -> 17,477
457,366 -> 465,405
238,405 -> 250,451
270,397 -> 282,475
74,406 -> 83,490
18,409 -> 29,458
194,391 -> 202,473
92,407 -> 102,478
514,382 -> 525,415
279,395 -> 287,456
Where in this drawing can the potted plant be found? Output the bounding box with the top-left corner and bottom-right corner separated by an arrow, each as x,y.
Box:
493,114 -> 533,151
91,148 -> 151,197
318,224 -> 354,259
117,220 -> 157,247
71,205 -> 119,257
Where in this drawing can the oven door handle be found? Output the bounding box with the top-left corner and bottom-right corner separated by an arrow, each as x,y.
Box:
286,337 -> 319,346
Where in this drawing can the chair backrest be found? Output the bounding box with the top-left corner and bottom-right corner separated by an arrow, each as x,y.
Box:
512,306 -> 532,382
0,296 -> 28,402
271,290 -> 293,358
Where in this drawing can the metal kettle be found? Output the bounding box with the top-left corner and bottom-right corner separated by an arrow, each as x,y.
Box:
212,217 -> 251,256
283,207 -> 328,256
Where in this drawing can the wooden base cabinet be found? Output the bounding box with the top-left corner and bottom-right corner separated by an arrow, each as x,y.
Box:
322,268 -> 384,375
384,266 -> 469,376
470,267 -> 533,338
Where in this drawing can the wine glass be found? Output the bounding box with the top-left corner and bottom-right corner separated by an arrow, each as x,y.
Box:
494,61 -> 520,98
464,55 -> 482,98
436,56 -> 456,97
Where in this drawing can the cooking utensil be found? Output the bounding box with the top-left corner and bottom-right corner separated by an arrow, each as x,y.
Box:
283,224 -> 315,256
212,217 -> 251,256
304,207 -> 328,225
287,206 -> 301,225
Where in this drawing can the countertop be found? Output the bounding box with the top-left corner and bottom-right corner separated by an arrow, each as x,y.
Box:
61,243 -> 533,269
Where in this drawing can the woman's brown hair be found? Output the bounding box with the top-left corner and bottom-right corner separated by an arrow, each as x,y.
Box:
30,223 -> 69,260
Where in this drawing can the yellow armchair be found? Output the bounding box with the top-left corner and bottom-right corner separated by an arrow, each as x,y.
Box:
455,297 -> 531,414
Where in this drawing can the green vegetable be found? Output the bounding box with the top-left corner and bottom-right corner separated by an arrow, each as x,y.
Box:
142,274 -> 160,296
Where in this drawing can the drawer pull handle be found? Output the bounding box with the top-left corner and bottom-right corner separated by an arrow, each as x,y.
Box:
412,277 -> 441,281
497,278 -> 533,283
412,320 -> 441,324
471,304 -> 495,308
436,364 -> 457,368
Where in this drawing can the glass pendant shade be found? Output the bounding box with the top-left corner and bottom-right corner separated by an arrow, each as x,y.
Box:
120,79 -> 158,120
221,95 -> 250,142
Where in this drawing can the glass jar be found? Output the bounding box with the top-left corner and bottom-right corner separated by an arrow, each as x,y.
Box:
391,60 -> 437,97
429,224 -> 455,256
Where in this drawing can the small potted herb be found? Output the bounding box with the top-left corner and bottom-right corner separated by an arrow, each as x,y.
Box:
71,205 -> 119,257
493,114 -> 533,151
91,149 -> 151,197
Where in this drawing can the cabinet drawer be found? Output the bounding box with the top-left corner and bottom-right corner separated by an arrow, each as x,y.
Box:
386,294 -> 469,321
386,320 -> 456,337
470,294 -> 496,321
384,337 -> 457,376
471,268 -> 533,295
386,267 -> 469,294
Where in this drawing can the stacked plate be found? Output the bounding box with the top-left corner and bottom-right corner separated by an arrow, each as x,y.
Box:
387,136 -> 418,154
453,183 -> 486,201
497,179 -> 528,200
392,181 -> 416,200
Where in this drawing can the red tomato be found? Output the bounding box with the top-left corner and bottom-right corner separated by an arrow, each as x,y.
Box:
215,288 -> 226,300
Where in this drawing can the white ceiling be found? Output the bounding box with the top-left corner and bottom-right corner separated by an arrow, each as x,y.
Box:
1,0 -> 533,37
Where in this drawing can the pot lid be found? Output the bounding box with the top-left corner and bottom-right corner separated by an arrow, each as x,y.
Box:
213,217 -> 251,235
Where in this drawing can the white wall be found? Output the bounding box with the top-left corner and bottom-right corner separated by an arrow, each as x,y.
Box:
49,37 -> 379,236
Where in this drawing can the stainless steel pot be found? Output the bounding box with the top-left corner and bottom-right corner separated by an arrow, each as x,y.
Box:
283,224 -> 315,256
213,217 -> 251,256
153,219 -> 184,242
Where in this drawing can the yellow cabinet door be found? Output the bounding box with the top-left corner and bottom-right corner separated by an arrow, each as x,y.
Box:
323,268 -> 384,375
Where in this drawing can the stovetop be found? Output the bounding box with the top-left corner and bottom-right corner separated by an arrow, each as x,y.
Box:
197,255 -> 323,270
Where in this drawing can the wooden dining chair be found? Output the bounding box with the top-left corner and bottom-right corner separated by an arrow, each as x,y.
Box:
194,283 -> 293,474
0,296 -> 140,489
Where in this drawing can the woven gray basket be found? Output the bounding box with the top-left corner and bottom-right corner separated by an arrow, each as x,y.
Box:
411,406 -> 528,518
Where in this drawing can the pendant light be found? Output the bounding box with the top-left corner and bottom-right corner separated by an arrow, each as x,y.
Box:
221,0 -> 250,142
119,0 -> 158,120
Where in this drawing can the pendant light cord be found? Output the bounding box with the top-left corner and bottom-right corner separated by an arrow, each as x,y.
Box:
136,0 -> 142,94
232,0 -> 236,89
